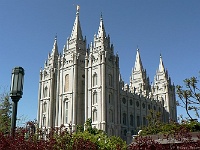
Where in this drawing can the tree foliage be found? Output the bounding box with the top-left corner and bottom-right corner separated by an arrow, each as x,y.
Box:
0,93 -> 12,133
0,119 -> 127,149
176,76 -> 200,120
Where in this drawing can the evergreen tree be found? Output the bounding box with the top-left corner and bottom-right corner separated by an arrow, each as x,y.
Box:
0,93 -> 12,133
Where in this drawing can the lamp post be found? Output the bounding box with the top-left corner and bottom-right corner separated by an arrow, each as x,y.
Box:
10,67 -> 25,137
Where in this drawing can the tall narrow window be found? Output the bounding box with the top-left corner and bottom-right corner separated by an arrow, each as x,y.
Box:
65,101 -> 68,124
93,109 -> 97,121
93,92 -> 97,104
123,113 -> 126,125
143,117 -> 146,126
43,86 -> 48,98
64,74 -> 69,92
137,116 -> 140,127
130,114 -> 133,126
42,115 -> 46,127
93,73 -> 97,86
109,109 -> 113,122
43,102 -> 47,113
109,93 -> 112,104
108,74 -> 112,87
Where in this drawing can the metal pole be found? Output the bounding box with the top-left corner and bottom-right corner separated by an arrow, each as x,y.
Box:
11,99 -> 19,137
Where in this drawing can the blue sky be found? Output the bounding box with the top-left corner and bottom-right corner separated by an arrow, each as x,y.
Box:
0,0 -> 200,124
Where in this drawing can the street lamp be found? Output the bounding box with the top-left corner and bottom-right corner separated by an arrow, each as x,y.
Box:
10,67 -> 25,137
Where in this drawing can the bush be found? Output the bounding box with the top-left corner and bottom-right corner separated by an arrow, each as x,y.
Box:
0,121 -> 127,150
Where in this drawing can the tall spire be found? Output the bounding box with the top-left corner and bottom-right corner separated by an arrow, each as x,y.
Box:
52,36 -> 58,56
134,48 -> 143,71
97,13 -> 106,38
69,5 -> 83,41
158,54 -> 165,72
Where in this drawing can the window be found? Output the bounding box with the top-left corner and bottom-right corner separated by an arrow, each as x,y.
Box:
108,74 -> 112,87
43,86 -> 48,98
123,113 -> 126,125
130,99 -> 133,105
42,115 -> 46,127
137,116 -> 140,127
109,109 -> 113,122
148,104 -> 151,110
130,114 -> 133,126
64,74 -> 69,92
143,117 -> 146,126
136,101 -> 139,107
43,102 -> 47,113
124,129 -> 127,136
142,103 -> 145,109
93,92 -> 97,104
109,93 -> 113,104
93,73 -> 97,86
154,106 -> 156,110
122,98 -> 126,104
65,101 -> 68,124
93,109 -> 97,121
131,130 -> 134,135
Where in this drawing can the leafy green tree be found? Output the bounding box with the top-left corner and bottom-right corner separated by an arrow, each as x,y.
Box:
176,76 -> 200,120
0,93 -> 12,133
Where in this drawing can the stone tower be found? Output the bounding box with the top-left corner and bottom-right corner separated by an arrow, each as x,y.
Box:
56,8 -> 86,128
129,49 -> 151,97
152,55 -> 177,122
85,15 -> 120,135
37,37 -> 58,128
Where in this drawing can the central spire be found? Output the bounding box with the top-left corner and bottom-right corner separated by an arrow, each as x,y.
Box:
69,5 -> 83,41
97,13 -> 106,38
134,48 -> 143,71
158,54 -> 165,72
51,36 -> 58,56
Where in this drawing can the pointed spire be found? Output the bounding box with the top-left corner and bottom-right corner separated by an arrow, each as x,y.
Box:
134,48 -> 143,71
52,36 -> 58,55
158,54 -> 165,72
97,13 -> 106,38
70,6 -> 83,41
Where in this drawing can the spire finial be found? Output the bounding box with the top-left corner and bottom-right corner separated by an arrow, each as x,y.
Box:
76,5 -> 80,13
55,33 -> 57,40
137,45 -> 139,51
100,12 -> 103,20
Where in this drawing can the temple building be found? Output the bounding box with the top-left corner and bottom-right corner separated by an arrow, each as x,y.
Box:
37,8 -> 177,142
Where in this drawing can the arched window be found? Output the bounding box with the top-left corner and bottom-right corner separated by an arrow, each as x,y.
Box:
108,74 -> 112,87
130,99 -> 133,105
136,101 -> 139,107
109,109 -> 113,122
43,86 -> 48,98
43,102 -> 47,113
142,103 -> 145,109
122,98 -> 126,104
65,101 -> 68,124
42,115 -> 46,127
109,93 -> 113,104
124,129 -> 127,136
123,113 -> 126,125
130,114 -> 133,126
64,74 -> 69,92
93,73 -> 97,86
93,109 -> 97,121
137,116 -> 140,127
93,92 -> 97,104
143,117 -> 146,126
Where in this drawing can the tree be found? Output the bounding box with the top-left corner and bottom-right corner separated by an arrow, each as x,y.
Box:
176,76 -> 200,120
0,93 -> 12,133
